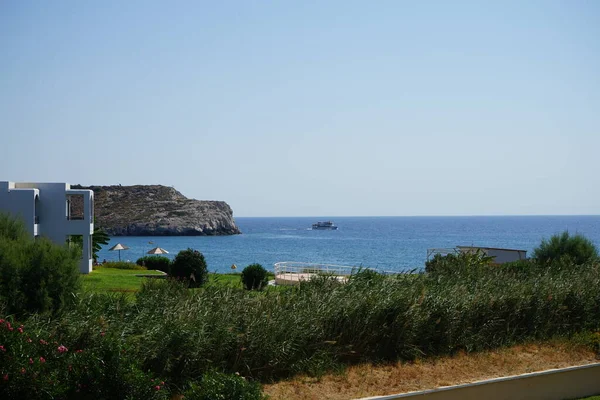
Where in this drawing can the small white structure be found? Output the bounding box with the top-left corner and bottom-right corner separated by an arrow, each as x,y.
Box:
456,246 -> 527,264
428,246 -> 527,265
0,181 -> 94,273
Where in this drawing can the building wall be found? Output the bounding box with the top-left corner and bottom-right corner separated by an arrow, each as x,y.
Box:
457,246 -> 527,264
0,181 -> 94,273
0,181 -> 38,236
485,248 -> 527,264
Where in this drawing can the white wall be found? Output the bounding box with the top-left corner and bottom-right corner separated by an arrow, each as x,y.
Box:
0,181 -> 38,236
0,181 -> 94,273
457,247 -> 527,264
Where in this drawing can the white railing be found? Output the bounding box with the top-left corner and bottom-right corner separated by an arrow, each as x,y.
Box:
274,261 -> 364,276
273,261 -> 399,277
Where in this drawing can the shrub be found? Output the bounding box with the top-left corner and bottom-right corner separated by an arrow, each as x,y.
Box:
0,215 -> 81,315
425,249 -> 494,275
100,261 -> 146,270
241,263 -> 269,291
183,371 -> 264,400
0,213 -> 29,241
136,256 -> 171,273
533,231 -> 599,265
170,249 -> 208,288
0,318 -> 171,400
348,268 -> 385,284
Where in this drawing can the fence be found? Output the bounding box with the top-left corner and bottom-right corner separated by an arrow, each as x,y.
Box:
273,261 -> 395,285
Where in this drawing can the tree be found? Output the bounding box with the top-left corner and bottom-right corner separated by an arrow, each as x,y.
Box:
533,231 -> 599,265
0,213 -> 80,315
241,263 -> 269,290
92,224 -> 110,263
170,248 -> 208,288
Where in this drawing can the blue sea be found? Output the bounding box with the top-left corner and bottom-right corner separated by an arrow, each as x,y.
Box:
97,216 -> 600,273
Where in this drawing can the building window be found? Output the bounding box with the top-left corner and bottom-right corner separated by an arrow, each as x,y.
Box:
66,194 -> 84,220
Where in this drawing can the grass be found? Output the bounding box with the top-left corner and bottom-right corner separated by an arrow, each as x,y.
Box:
81,270 -> 274,293
263,340 -> 599,400
5,262 -> 600,398
81,267 -> 165,293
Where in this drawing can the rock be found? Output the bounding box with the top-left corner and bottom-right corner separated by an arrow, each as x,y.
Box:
72,185 -> 241,236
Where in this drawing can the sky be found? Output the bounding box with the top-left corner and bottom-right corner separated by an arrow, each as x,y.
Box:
1,1 -> 599,217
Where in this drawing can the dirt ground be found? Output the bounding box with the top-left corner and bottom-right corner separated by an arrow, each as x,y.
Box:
263,342 -> 598,400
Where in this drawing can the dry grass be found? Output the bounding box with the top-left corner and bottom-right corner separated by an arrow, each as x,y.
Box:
263,341 -> 598,400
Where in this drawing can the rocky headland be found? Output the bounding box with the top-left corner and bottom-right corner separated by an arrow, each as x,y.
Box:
73,185 -> 241,236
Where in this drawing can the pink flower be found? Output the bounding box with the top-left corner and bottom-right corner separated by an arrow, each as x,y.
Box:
3,374 -> 8,381
100,332 -> 106,337
0,319 -> 4,324
29,358 -> 34,364
0,345 -> 5,352
57,345 -> 68,353
20,368 -> 26,374
27,338 -> 32,343
40,339 -> 48,345
17,327 -> 23,334
75,349 -> 83,353
154,385 -> 161,391
39,357 -> 46,363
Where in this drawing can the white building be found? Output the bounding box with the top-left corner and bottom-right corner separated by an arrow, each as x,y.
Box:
456,246 -> 527,264
427,246 -> 528,265
0,181 -> 94,273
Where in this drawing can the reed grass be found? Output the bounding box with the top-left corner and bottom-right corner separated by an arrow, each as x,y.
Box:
6,261 -> 600,387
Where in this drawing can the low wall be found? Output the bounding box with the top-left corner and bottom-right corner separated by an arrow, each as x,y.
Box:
358,363 -> 600,400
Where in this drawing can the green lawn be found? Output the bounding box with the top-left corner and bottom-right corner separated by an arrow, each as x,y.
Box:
206,272 -> 244,288
82,269 -> 279,294
82,267 -> 165,293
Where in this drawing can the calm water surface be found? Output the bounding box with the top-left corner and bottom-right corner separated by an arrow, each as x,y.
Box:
97,216 -> 600,273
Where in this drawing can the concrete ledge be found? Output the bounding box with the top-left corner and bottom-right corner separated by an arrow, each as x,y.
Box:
135,270 -> 167,278
358,362 -> 600,400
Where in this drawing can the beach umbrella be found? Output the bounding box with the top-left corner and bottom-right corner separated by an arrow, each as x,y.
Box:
108,243 -> 130,261
147,247 -> 169,255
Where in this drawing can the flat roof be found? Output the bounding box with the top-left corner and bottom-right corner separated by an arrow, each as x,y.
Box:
457,246 -> 527,252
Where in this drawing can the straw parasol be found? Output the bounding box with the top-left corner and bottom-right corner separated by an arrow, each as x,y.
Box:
147,247 -> 169,255
108,243 -> 130,261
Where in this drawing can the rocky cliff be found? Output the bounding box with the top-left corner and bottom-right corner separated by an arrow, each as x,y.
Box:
73,185 -> 241,236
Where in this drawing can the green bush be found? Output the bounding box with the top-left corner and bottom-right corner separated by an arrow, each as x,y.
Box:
170,248 -> 208,288
241,263 -> 269,291
0,213 -> 29,241
348,268 -> 385,284
0,214 -> 81,315
183,371 -> 264,400
0,317 -> 170,400
100,261 -> 146,270
533,231 -> 599,265
425,249 -> 494,275
136,256 -> 171,273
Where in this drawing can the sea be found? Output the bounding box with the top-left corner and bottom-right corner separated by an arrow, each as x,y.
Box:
96,216 -> 600,274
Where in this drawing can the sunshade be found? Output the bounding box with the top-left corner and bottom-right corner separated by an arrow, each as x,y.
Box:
147,247 -> 169,255
108,243 -> 130,261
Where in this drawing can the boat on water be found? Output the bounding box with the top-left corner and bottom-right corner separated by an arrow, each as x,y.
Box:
312,221 -> 338,230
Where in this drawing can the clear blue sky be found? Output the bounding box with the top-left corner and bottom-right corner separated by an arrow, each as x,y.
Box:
1,1 -> 598,217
